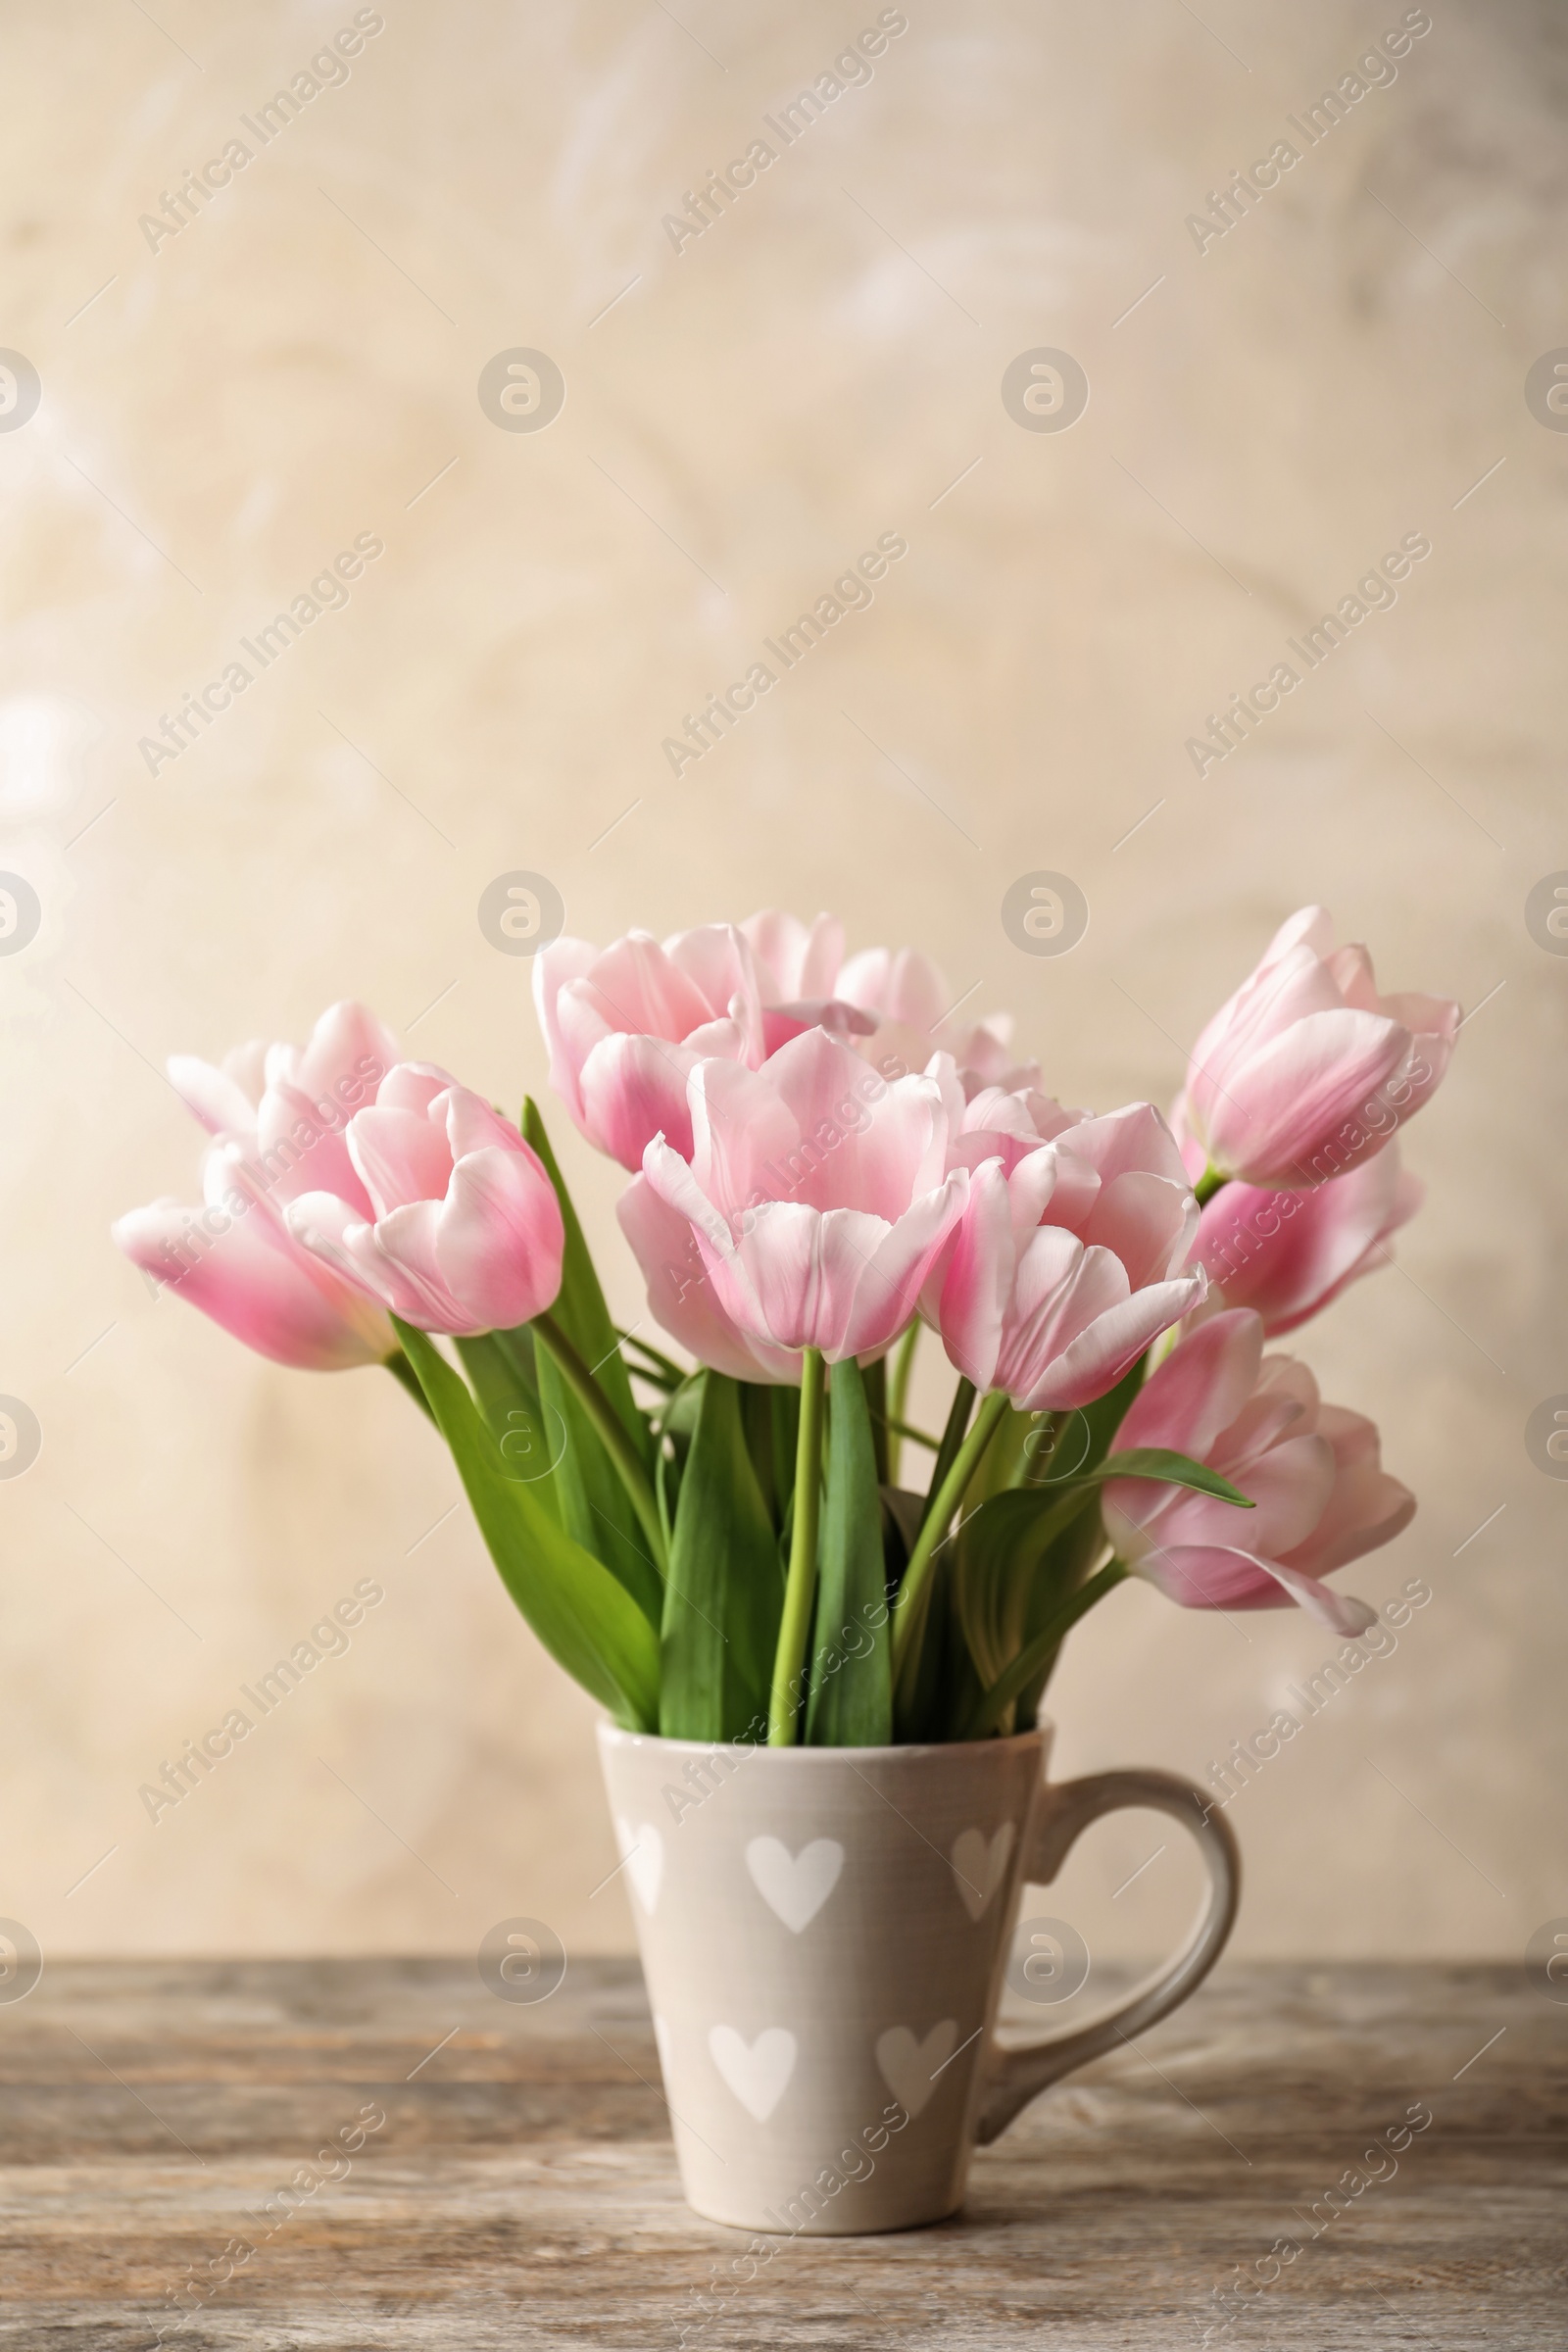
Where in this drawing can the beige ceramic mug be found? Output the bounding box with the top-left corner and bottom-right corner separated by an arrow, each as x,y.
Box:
598,1720 -> 1240,2234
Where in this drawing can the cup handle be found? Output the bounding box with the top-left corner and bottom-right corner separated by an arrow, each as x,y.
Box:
974,1767 -> 1241,2145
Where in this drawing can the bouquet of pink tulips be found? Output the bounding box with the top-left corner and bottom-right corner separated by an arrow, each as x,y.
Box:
117,906 -> 1458,1749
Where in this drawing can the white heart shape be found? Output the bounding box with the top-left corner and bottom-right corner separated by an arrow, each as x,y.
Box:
745,1835 -> 845,1933
875,2020 -> 958,2120
652,2016 -> 672,2082
951,1822 -> 1015,1922
708,2025 -> 797,2123
613,1816 -> 664,1915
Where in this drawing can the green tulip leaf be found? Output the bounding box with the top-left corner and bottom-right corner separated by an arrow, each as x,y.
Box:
395,1319 -> 659,1731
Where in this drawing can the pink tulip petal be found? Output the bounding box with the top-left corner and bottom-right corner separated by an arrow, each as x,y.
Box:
282,1190 -> 399,1310
988,1222 -> 1088,1385
1023,1144 -> 1098,1236
222,1038 -> 270,1103
838,945 -> 955,1033
1280,1405 -> 1416,1575
1183,910 -> 1458,1186
1142,1431 -> 1334,1560
760,1006 -> 810,1055
295,999 -> 401,1107
686,1055 -> 801,1206
836,1171 -> 968,1358
579,931 -> 717,1042
434,1144 -> 564,1331
617,1174 -> 802,1384
375,1062 -> 457,1117
663,924 -> 766,1063
1082,1169 -> 1195,1288
1193,1150 -> 1422,1336
758,1030 -> 927,1214
348,1106 -> 456,1217
117,1198 -> 393,1370
1115,1307 -> 1264,1460
441,1087 -> 530,1162
1200,1007 -> 1411,1185
1022,1271 -> 1205,1410
1208,1354 -> 1317,1471
928,1157 -> 1013,1391
579,1031 -> 702,1170
254,1079 -> 369,1215
682,1014 -> 751,1060
1131,1543 -> 1376,1635
741,908 -> 845,1003
532,939 -> 601,1123
1324,941 -> 1381,1012
1059,1102 -> 1192,1192
1107,1310 -> 1405,1635
169,1054 -> 261,1138
346,1198 -> 471,1332
718,1201 -> 881,1355
1188,941 -> 1348,1120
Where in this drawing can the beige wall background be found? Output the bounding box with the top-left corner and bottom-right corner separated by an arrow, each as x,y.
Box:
2,0 -> 1563,1969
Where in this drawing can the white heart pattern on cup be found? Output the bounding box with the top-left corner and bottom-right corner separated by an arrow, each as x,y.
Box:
613,1816 -> 664,1915
875,2020 -> 958,2120
744,1835 -> 845,1933
951,1822 -> 1015,1921
709,2025 -> 798,2123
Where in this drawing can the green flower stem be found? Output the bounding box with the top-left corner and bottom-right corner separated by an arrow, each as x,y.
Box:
768,1347 -> 826,1746
886,1321 -> 921,1485
1194,1165 -> 1227,1207
962,1561 -> 1129,1740
924,1376 -> 977,1517
618,1327 -> 683,1389
890,1389 -> 1011,1682
872,1410 -> 942,1453
384,1348 -> 435,1419
531,1308 -> 667,1575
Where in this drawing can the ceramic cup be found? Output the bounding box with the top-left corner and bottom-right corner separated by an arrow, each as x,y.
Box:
597,1720 -> 1240,2234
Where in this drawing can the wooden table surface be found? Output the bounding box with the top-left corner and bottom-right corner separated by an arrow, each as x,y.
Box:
1,1958 -> 1560,2348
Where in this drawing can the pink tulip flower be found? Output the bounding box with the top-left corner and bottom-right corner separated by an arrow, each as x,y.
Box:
931,1062 -> 1089,1176
836,942 -> 1040,1099
115,1138 -> 397,1370
535,918 -> 878,1173
1191,1146 -> 1423,1337
638,1028 -> 968,1363
168,998 -> 401,1210
286,1065 -> 565,1337
616,1174 -> 803,1385
535,911 -> 1035,1172
114,1000 -> 404,1370
1175,906 -> 1459,1189
925,1102 -> 1204,1410
1102,1309 -> 1414,1635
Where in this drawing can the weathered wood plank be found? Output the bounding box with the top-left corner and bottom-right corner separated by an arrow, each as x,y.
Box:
0,1961 -> 1560,2348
